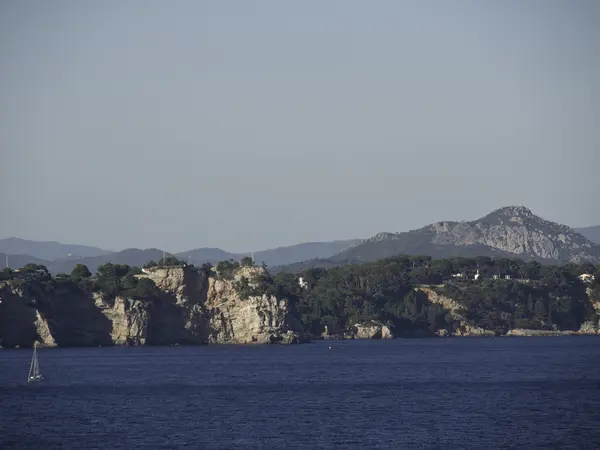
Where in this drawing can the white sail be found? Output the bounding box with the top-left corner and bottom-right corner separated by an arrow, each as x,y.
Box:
27,343 -> 43,382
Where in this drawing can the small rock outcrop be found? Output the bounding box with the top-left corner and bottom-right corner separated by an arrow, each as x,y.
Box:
417,287 -> 495,337
34,310 -> 56,347
353,321 -> 393,339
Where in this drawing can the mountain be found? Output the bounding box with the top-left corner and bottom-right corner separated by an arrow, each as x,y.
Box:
175,240 -> 360,267
575,225 -> 600,245
1,253 -> 50,270
252,240 -> 361,266
0,237 -> 111,261
274,206 -> 600,272
47,248 -> 171,275
0,236 -> 361,275
175,248 -> 238,265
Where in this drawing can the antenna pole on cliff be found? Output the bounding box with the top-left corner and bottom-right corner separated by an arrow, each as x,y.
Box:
5,254 -> 8,269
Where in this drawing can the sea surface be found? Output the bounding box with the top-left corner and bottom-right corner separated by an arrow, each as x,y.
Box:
1,337 -> 600,449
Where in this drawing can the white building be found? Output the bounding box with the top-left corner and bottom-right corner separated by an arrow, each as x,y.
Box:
578,274 -> 595,284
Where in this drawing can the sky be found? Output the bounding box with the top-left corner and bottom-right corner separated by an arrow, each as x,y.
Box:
1,0 -> 599,253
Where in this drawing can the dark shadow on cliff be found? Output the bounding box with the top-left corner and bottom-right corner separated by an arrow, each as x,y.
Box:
34,280 -> 113,347
0,283 -> 38,348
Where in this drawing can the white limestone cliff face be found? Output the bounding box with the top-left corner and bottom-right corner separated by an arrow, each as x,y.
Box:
0,266 -> 304,348
137,266 -> 209,343
94,294 -> 150,346
427,206 -> 600,263
34,310 -> 56,347
204,266 -> 301,344
416,287 -> 495,337
422,285 -> 599,337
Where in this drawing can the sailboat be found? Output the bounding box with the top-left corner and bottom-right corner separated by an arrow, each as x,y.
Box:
27,342 -> 43,383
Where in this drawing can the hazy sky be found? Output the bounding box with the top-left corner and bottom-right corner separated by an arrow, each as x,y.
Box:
1,0 -> 599,252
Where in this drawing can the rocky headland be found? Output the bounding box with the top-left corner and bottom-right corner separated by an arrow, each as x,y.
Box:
0,264 -> 306,348
1,252 -> 599,348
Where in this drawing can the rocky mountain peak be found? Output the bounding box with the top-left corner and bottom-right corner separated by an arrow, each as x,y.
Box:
426,206 -> 599,263
494,206 -> 534,217
368,232 -> 401,243
481,205 -> 537,224
358,207 -> 600,265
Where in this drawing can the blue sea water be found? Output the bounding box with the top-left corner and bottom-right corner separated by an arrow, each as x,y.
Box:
1,337 -> 600,449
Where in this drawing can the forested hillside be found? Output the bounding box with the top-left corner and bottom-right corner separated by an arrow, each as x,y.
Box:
269,255 -> 600,337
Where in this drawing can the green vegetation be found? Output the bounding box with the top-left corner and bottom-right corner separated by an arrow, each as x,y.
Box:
270,256 -> 600,336
240,256 -> 254,267
215,259 -> 241,280
2,254 -> 598,338
94,263 -> 162,300
1,262 -> 164,303
143,255 -> 185,269
71,264 -> 92,281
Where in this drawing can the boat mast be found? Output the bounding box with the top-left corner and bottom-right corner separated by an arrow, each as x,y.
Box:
28,344 -> 36,381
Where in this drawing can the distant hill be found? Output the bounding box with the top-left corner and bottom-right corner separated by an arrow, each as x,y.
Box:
1,253 -> 51,270
273,206 -> 600,273
0,237 -> 111,261
175,248 -> 238,265
575,225 -> 600,245
47,248 -> 171,275
252,240 -> 361,266
42,239 -> 361,274
175,240 -> 360,267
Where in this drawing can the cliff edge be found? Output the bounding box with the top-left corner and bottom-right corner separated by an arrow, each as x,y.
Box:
0,265 -> 306,348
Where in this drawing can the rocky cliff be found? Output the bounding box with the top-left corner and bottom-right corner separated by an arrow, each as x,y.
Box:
426,206 -> 600,263
416,287 -> 496,337
0,266 -> 306,348
417,286 -> 599,337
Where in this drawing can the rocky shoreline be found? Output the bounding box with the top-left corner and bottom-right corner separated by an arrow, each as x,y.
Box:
2,262 -> 599,349
0,265 -> 308,349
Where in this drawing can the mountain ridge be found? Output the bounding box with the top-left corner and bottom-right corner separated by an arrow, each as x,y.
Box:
3,207 -> 598,274
0,237 -> 111,261
575,225 -> 600,245
273,206 -> 600,273
0,238 -> 361,275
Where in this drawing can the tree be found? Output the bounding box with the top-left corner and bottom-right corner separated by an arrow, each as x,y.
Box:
129,266 -> 143,275
95,263 -> 119,296
578,262 -> 596,275
71,264 -> 92,280
216,259 -> 240,279
113,264 -> 131,278
21,263 -> 49,273
130,277 -> 160,298
0,267 -> 13,281
157,255 -> 183,267
240,256 -> 253,267
534,299 -> 548,325
120,272 -> 137,291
